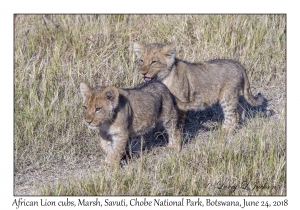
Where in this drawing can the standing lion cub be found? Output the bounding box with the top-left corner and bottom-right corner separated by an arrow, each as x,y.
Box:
133,41 -> 265,132
80,81 -> 200,166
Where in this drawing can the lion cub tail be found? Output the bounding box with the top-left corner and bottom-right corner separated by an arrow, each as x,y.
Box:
242,71 -> 265,106
175,92 -> 202,111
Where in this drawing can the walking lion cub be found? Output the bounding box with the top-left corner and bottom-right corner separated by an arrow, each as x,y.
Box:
80,81 -> 200,166
133,41 -> 264,132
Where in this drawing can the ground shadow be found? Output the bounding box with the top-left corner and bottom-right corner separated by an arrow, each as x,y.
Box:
122,94 -> 273,163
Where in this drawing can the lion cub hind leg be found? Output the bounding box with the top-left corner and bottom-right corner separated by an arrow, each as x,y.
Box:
237,96 -> 246,125
161,109 -> 182,152
219,89 -> 239,134
166,125 -> 182,152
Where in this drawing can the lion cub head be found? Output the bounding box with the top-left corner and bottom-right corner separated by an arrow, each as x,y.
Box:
133,42 -> 176,82
80,82 -> 119,129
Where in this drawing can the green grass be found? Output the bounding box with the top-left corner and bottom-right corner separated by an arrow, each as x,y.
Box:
14,14 -> 286,195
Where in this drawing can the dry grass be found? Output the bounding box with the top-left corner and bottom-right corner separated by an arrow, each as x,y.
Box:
14,14 -> 286,195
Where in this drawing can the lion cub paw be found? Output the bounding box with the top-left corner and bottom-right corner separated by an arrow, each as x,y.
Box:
166,144 -> 181,152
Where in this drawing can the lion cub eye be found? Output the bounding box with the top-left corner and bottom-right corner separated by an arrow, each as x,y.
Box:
83,106 -> 87,110
150,61 -> 157,65
139,59 -> 144,65
95,107 -> 101,112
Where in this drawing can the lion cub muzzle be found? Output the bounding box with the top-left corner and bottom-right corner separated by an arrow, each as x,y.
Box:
85,118 -> 99,130
143,73 -> 157,82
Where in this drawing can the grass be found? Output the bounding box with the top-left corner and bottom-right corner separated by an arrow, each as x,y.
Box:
14,14 -> 286,195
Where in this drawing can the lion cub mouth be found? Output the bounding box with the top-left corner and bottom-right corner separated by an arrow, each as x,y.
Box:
87,125 -> 99,130
144,75 -> 157,82
144,77 -> 152,82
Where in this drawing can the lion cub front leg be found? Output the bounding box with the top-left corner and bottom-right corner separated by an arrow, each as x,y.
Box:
104,132 -> 129,166
99,130 -> 112,155
177,109 -> 186,129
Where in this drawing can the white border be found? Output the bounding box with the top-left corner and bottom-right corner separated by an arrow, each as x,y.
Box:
2,0 -> 298,209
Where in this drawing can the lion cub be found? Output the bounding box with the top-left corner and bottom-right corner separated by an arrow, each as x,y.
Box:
80,81 -> 199,166
133,41 -> 265,133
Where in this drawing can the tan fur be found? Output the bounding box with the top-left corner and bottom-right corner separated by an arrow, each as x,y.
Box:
133,41 -> 264,133
80,81 -> 186,166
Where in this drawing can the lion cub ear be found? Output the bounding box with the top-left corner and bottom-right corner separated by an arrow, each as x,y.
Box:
102,86 -> 119,108
133,42 -> 144,58
80,82 -> 91,102
163,42 -> 176,58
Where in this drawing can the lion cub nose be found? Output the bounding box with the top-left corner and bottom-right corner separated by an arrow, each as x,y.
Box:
86,119 -> 93,124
